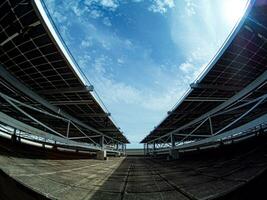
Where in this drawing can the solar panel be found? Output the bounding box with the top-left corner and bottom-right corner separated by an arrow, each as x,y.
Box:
142,0 -> 267,144
0,0 -> 128,143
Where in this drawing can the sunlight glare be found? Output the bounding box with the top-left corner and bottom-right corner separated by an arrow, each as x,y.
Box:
222,0 -> 248,26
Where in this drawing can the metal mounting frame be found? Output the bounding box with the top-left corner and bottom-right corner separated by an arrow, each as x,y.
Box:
144,72 -> 267,154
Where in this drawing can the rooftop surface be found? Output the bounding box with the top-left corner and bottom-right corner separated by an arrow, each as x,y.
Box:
1,134 -> 267,200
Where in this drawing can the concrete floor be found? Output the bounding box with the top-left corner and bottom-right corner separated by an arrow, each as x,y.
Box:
0,155 -> 125,199
0,151 -> 267,200
1,138 -> 267,199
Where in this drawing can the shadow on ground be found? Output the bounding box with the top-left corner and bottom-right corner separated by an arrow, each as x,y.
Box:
90,135 -> 267,200
1,135 -> 267,199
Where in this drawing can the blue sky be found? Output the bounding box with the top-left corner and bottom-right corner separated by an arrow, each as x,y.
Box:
43,0 -> 248,148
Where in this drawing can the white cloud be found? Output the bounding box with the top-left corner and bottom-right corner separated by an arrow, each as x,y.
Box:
99,0 -> 119,10
141,87 -> 184,112
124,39 -> 133,49
81,37 -> 93,48
103,17 -> 112,26
89,9 -> 102,19
117,58 -> 124,64
94,56 -> 108,74
44,0 -> 70,23
77,54 -> 92,70
179,62 -> 194,73
178,47 -> 211,84
148,0 -> 175,14
101,40 -> 111,50
52,10 -> 68,23
85,55 -> 186,112
84,0 -> 119,11
43,0 -> 247,148
91,57 -> 141,104
49,0 -> 118,25
185,0 -> 197,16
169,1 -> 228,85
72,5 -> 86,16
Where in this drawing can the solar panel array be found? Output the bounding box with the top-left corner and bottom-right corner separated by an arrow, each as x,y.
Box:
0,0 -> 128,143
141,0 -> 267,143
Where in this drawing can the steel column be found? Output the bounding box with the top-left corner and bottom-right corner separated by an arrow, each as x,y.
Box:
209,117 -> 213,135
66,120 -> 70,138
171,134 -> 175,148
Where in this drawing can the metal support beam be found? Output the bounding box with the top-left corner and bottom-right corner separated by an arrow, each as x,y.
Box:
214,97 -> 266,135
180,118 -> 209,142
70,122 -> 99,146
11,128 -> 17,143
184,97 -> 228,102
174,114 -> 267,151
0,111 -> 62,142
78,113 -> 111,118
13,128 -> 16,135
68,136 -> 88,140
1,92 -> 116,148
101,135 -> 104,150
0,33 -> 19,46
144,143 -> 146,155
0,112 -> 102,151
209,117 -> 213,135
84,135 -> 102,138
146,70 -> 267,143
190,83 -> 242,92
171,134 -> 175,148
167,110 -> 204,115
98,128 -> 120,132
156,127 -> 175,131
173,133 -> 211,138
0,21 -> 41,46
37,85 -> 94,95
66,120 -> 70,138
50,100 -> 94,105
0,92 -> 67,121
0,65 -> 124,144
1,93 -> 66,138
